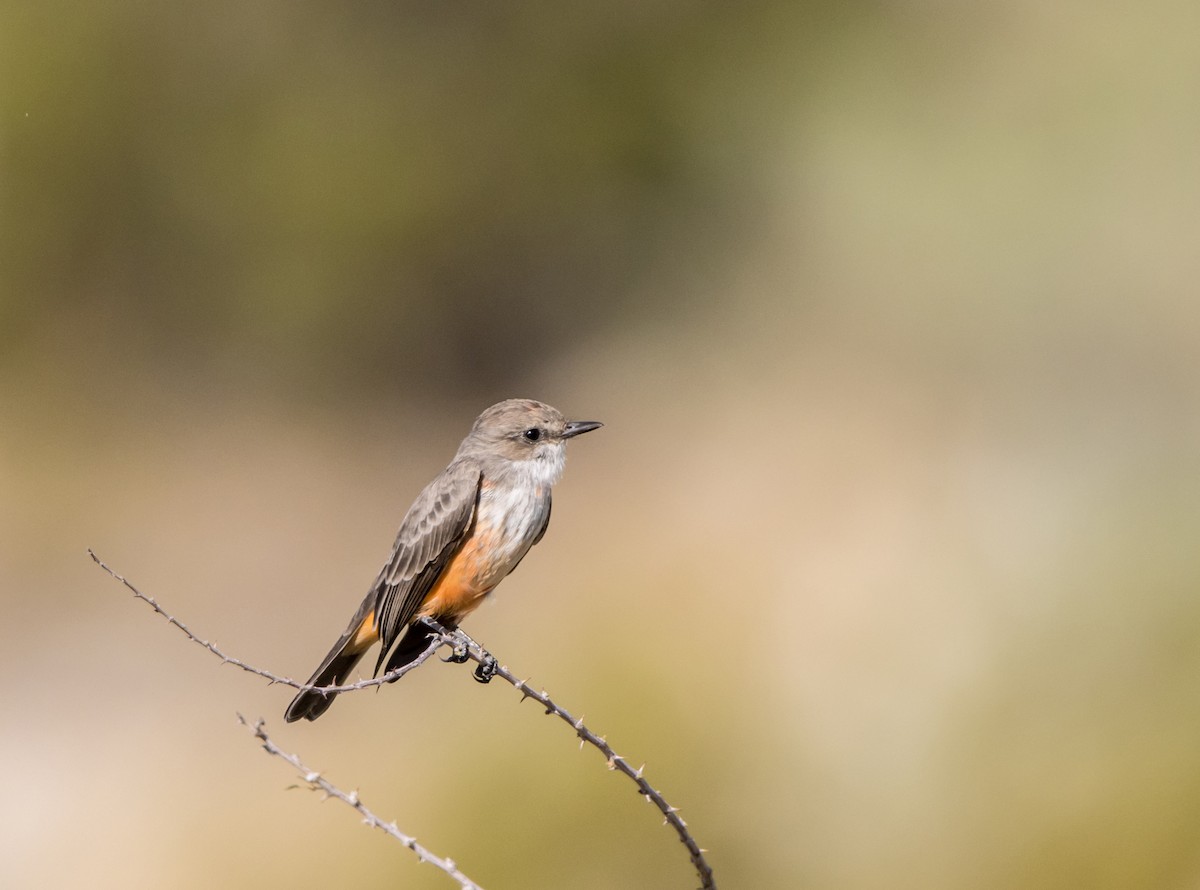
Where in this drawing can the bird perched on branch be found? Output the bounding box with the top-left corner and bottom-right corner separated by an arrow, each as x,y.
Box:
285,398 -> 602,722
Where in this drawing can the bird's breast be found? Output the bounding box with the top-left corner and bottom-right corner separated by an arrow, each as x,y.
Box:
471,479 -> 550,584
417,480 -> 550,620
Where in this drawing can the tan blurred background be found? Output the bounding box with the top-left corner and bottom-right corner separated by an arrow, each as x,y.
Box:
4,2 -> 1200,888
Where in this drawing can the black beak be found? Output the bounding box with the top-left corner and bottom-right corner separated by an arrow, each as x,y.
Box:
562,420 -> 603,439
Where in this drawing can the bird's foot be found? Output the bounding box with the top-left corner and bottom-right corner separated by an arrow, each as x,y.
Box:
442,642 -> 471,664
473,654 -> 497,684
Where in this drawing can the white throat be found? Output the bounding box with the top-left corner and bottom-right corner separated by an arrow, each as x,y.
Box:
524,442 -> 566,489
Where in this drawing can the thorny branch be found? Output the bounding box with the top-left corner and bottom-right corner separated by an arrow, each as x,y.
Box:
87,549 -> 447,695
238,714 -> 484,890
422,618 -> 717,890
90,549 -> 717,890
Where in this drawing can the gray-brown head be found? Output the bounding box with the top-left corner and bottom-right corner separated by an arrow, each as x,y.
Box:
456,398 -> 602,482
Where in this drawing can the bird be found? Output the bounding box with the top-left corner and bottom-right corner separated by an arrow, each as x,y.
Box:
284,398 -> 602,722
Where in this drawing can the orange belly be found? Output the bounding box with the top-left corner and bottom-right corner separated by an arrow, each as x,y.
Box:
416,523 -> 503,622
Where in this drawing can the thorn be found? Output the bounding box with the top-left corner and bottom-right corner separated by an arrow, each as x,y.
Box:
305,771 -> 320,783
635,764 -> 645,779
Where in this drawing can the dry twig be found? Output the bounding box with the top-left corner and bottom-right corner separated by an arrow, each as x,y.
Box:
238,714 -> 484,890
87,549 -> 447,695
422,618 -> 717,890
90,549 -> 717,890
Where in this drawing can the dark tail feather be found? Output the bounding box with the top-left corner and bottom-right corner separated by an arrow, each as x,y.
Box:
379,618 -> 456,678
285,615 -> 452,723
284,638 -> 367,723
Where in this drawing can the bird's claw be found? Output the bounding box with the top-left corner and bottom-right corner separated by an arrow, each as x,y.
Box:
473,654 -> 497,684
442,642 -> 470,664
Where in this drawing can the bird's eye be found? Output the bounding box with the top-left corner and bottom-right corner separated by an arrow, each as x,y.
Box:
522,428 -> 541,442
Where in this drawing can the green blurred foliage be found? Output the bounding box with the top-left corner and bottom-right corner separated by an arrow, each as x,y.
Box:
1,1 -> 832,396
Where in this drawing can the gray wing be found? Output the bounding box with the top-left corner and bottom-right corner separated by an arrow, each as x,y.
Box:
372,459 -> 483,662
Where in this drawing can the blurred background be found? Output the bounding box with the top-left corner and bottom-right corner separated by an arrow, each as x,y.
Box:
3,1 -> 1200,887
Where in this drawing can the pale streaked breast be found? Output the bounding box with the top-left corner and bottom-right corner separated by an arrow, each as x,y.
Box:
469,478 -> 551,590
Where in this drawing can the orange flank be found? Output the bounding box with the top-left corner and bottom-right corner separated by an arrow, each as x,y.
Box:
417,526 -> 502,622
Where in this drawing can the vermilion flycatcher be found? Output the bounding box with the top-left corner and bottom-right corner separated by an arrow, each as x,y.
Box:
285,398 -> 602,722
